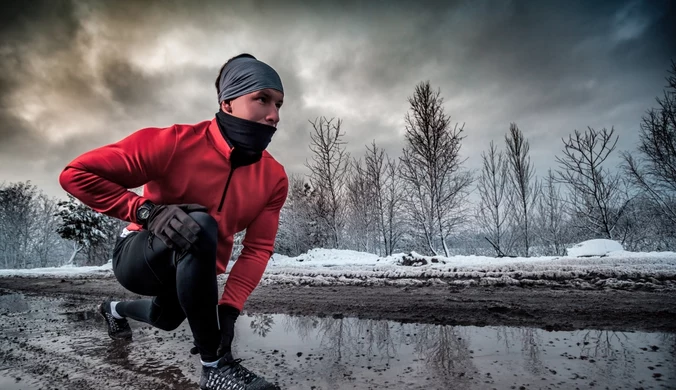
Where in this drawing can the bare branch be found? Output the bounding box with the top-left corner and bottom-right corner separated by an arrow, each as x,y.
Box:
399,81 -> 473,256
623,62 -> 676,228
556,127 -> 626,240
504,124 -> 538,256
304,117 -> 350,248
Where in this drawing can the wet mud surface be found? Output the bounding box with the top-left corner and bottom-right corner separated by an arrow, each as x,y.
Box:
0,276 -> 675,389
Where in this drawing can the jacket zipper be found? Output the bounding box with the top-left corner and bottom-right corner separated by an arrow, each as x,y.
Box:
217,168 -> 235,212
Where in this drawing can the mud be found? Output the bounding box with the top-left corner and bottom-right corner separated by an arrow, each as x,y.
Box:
1,276 -> 674,333
0,276 -> 675,389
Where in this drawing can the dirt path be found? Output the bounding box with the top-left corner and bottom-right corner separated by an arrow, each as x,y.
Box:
1,276 -> 675,390
1,276 -> 675,333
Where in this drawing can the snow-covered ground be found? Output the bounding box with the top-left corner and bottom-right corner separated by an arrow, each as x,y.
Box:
264,246 -> 676,290
1,240 -> 675,291
0,263 -> 113,277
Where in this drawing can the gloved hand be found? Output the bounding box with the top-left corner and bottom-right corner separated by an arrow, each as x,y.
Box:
146,204 -> 208,252
217,304 -> 240,361
188,304 -> 240,361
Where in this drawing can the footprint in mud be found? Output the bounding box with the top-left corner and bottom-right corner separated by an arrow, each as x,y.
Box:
60,309 -> 99,322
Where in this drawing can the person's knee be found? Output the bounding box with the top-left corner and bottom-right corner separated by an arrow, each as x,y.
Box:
187,211 -> 218,250
188,212 -> 217,236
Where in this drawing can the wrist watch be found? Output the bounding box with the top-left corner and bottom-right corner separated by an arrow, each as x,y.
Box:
136,201 -> 155,226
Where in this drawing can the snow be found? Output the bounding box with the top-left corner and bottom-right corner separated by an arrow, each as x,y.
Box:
0,261 -> 112,278
566,239 -> 624,257
1,243 -> 675,292
272,248 -> 380,267
261,248 -> 676,289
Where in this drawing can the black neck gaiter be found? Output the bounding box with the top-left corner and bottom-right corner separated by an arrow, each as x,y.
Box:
215,110 -> 277,167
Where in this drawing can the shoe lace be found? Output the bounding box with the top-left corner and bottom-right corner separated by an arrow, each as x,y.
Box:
223,359 -> 258,383
216,359 -> 259,384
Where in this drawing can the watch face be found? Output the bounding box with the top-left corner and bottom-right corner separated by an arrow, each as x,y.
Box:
139,208 -> 150,220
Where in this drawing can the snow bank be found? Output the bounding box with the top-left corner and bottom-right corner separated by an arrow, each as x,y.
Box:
0,261 -> 113,278
272,248 -> 381,267
2,247 -> 675,292
261,248 -> 676,291
566,239 -> 624,257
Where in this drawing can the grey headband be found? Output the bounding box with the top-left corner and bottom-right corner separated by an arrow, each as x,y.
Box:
218,57 -> 284,103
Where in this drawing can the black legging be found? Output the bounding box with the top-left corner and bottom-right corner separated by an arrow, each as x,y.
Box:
112,211 -> 221,361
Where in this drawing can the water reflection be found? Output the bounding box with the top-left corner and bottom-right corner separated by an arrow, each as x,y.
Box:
61,309 -> 98,322
664,333 -> 676,355
496,327 -> 546,375
283,315 -> 319,341
1,291 -> 673,390
249,313 -> 275,337
239,312 -> 675,389
0,291 -> 31,314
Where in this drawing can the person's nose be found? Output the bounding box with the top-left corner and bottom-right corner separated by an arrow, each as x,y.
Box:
266,106 -> 279,127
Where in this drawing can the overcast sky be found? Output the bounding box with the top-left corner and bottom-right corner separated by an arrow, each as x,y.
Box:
1,0 -> 674,199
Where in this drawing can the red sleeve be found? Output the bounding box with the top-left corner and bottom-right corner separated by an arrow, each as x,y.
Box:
219,173 -> 289,310
58,126 -> 178,223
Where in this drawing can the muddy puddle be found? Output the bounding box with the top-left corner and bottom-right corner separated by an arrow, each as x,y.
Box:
0,291 -> 674,389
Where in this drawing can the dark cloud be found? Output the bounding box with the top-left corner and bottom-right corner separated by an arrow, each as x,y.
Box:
0,0 -> 673,198
0,1 -> 80,48
100,58 -> 155,108
0,0 -> 80,152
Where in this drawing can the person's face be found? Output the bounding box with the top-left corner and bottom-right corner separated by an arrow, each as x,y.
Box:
220,88 -> 284,127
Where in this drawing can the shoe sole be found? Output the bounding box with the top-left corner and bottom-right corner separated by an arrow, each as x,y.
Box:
199,368 -> 280,390
199,379 -> 280,390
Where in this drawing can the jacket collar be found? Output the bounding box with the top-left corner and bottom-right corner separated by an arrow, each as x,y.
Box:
207,117 -> 233,160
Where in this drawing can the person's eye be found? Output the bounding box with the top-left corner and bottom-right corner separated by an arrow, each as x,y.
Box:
257,97 -> 267,103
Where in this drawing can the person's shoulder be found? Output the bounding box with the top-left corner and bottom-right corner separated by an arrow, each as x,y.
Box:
261,150 -> 284,168
261,151 -> 287,179
172,119 -> 212,136
134,119 -> 210,135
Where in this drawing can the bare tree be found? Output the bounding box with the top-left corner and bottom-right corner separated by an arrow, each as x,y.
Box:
623,61 -> 676,228
362,143 -> 386,255
305,117 -> 350,248
0,181 -> 38,268
363,141 -> 405,256
30,193 -> 66,267
612,191 -> 660,251
476,140 -> 512,256
345,157 -> 377,252
382,156 -> 405,255
535,169 -> 568,255
505,124 -> 539,256
275,173 -> 320,256
399,81 -> 473,256
0,181 -> 116,269
556,127 -> 629,240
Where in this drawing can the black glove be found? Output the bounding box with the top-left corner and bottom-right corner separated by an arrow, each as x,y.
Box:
146,204 -> 208,252
217,304 -> 240,361
188,304 -> 240,360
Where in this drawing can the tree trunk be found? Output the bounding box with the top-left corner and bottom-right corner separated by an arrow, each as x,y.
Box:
68,242 -> 82,266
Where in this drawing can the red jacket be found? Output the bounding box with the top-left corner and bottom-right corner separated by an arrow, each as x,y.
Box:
59,118 -> 288,311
